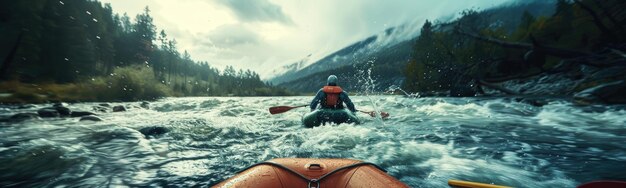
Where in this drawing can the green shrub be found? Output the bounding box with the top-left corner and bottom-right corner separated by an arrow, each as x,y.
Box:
83,65 -> 173,101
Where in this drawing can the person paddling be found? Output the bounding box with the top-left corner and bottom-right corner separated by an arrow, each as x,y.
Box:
310,75 -> 357,113
268,74 -> 388,125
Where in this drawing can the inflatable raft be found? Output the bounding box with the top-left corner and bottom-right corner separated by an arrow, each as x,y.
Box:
213,158 -> 626,188
213,158 -> 408,188
302,108 -> 360,128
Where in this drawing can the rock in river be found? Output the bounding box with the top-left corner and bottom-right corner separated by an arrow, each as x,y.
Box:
71,111 -> 95,117
79,115 -> 103,121
140,101 -> 150,109
55,106 -> 72,116
8,113 -> 40,122
93,106 -> 108,113
38,108 -> 60,118
112,105 -> 126,112
574,80 -> 626,105
139,126 -> 169,138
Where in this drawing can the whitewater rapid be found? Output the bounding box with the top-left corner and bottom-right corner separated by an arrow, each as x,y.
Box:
1,96 -> 625,187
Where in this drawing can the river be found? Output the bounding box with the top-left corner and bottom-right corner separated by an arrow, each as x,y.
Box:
1,96 -> 625,187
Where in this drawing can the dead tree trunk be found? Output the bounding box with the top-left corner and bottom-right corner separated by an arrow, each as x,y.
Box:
591,0 -> 626,33
575,0 -> 620,41
0,32 -> 22,80
454,27 -> 592,59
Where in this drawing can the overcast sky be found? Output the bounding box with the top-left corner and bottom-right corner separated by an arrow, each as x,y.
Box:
100,0 -> 514,78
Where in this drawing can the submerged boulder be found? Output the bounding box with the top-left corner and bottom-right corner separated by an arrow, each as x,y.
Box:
37,107 -> 60,118
17,104 -> 37,109
140,101 -> 150,109
112,105 -> 126,112
93,106 -> 108,113
8,113 -> 40,122
55,106 -> 72,116
79,115 -> 103,122
70,111 -> 95,117
139,126 -> 169,138
515,98 -> 550,107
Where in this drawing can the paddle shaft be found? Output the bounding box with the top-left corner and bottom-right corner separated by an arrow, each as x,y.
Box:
269,105 -> 308,115
270,105 -> 389,119
448,180 -> 511,188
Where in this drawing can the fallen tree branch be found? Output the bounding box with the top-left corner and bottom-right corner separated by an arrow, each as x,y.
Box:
575,0 -> 618,40
591,0 -> 626,33
0,32 -> 22,80
454,27 -> 592,59
455,28 -> 532,49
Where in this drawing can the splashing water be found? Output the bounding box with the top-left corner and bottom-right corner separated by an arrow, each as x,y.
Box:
0,97 -> 625,187
355,60 -> 387,124
387,85 -> 414,97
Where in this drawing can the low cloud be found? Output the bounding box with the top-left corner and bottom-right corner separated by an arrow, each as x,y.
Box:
102,0 -> 516,77
217,0 -> 294,25
198,24 -> 261,48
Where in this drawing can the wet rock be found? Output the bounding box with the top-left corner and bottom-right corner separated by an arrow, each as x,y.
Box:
17,104 -> 37,109
37,107 -> 60,118
93,106 -> 108,113
450,85 -> 476,97
55,106 -> 72,116
8,113 -> 40,122
139,126 -> 169,138
587,66 -> 626,81
574,80 -> 626,105
516,98 -> 549,107
79,115 -> 103,121
52,102 -> 69,108
112,105 -> 126,112
99,103 -> 111,107
140,101 -> 150,109
70,111 -> 95,117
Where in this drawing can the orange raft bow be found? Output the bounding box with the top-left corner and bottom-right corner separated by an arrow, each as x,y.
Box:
213,158 -> 409,188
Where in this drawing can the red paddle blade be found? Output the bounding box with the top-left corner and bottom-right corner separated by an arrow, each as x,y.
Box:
365,111 -> 390,119
380,112 -> 390,119
269,106 -> 296,115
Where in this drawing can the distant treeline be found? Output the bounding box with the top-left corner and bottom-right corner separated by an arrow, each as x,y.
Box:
403,0 -> 625,95
0,0 -> 291,102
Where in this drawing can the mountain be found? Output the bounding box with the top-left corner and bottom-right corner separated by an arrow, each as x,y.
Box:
265,54 -> 312,80
269,34 -> 382,84
270,0 -> 556,93
269,25 -> 421,93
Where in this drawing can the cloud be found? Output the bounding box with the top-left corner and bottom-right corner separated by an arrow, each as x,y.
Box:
199,24 -> 261,48
101,0 -> 517,77
217,0 -> 295,25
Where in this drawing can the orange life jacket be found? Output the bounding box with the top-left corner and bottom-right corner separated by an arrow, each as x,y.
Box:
322,86 -> 343,107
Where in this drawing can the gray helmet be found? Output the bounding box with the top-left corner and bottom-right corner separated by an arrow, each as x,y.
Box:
327,75 -> 338,86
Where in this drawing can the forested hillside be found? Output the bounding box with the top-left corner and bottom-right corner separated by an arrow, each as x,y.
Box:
0,0 -> 290,103
403,0 -> 626,103
273,1 -> 556,94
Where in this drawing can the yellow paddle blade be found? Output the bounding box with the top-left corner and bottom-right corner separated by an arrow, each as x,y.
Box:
448,180 -> 512,188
